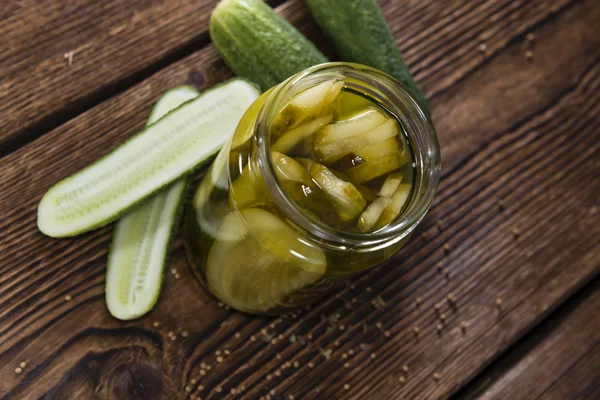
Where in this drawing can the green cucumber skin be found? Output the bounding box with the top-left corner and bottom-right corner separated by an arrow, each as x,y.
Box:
38,78 -> 260,238
306,0 -> 428,110
147,85 -> 200,123
210,0 -> 328,91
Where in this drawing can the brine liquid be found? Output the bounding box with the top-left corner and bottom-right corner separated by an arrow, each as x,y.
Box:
184,79 -> 414,314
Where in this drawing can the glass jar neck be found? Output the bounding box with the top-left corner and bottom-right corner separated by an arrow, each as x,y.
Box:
254,62 -> 440,250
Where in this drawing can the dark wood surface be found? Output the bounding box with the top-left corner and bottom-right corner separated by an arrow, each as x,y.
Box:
0,0 -> 224,155
454,277 -> 599,400
0,0 -> 599,399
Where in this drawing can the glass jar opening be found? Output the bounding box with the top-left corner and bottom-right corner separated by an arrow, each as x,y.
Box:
255,62 -> 440,249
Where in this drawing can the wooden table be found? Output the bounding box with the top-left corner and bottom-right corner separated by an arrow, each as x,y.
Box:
1,0 -> 598,399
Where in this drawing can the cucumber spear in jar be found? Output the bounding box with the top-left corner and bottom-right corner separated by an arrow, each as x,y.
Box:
270,78 -> 414,233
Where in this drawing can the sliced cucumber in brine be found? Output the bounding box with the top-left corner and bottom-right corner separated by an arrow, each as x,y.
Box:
336,90 -> 375,118
358,196 -> 391,232
106,86 -> 199,320
272,79 -> 343,136
315,108 -> 387,143
345,150 -> 409,184
271,152 -> 340,226
271,151 -> 314,186
231,87 -> 274,149
206,208 -> 326,313
329,168 -> 378,201
228,162 -> 265,210
38,78 -> 260,238
378,171 -> 404,197
299,159 -> 367,222
272,114 -> 333,154
315,118 -> 399,164
375,183 -> 412,229
355,136 -> 402,163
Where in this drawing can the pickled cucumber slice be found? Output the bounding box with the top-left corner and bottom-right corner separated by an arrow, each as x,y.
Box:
315,108 -> 387,143
272,114 -> 333,154
106,86 -> 198,321
358,196 -> 391,232
271,151 -> 314,186
329,168 -> 378,201
375,183 -> 412,229
191,142 -> 234,242
336,90 -> 375,118
355,136 -> 401,163
346,151 -> 409,184
228,151 -> 318,211
300,159 -> 367,221
272,152 -> 340,226
38,79 -> 260,238
272,79 -> 343,136
315,118 -> 399,164
279,180 -> 340,226
231,88 -> 274,149
228,163 -> 264,209
378,171 -> 404,197
206,208 -> 326,312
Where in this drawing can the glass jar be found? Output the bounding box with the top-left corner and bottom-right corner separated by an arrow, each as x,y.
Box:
184,62 -> 440,315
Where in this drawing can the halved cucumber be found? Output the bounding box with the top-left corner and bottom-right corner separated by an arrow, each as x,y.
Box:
106,86 -> 199,321
315,118 -> 399,164
206,208 -> 326,313
38,79 -> 260,238
147,85 -> 200,123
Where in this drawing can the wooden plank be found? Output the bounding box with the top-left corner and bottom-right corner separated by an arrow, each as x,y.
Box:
454,278 -> 599,400
0,0 -> 599,398
538,344 -> 600,400
0,0 -> 573,157
0,0 -> 224,154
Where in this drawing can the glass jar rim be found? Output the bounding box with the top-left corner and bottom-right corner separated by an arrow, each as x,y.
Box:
255,62 -> 441,248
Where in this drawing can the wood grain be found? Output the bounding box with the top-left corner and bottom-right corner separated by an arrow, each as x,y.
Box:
0,0 -> 599,399
454,278 -> 599,400
0,0 -> 223,155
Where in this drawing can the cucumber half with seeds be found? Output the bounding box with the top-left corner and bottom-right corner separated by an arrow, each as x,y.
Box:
37,78 -> 260,238
106,86 -> 198,320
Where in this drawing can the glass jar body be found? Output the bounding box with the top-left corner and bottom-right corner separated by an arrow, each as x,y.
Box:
184,63 -> 440,315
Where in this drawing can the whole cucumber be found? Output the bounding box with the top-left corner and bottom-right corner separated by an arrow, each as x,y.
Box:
210,0 -> 328,91
306,0 -> 428,110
